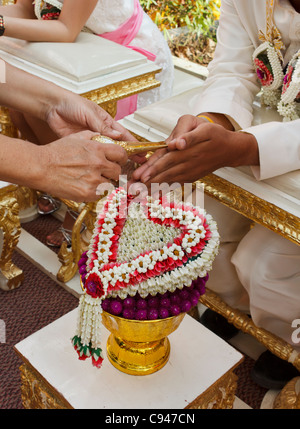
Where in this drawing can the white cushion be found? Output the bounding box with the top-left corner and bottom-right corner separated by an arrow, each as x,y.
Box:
0,33 -> 147,81
0,33 -> 159,92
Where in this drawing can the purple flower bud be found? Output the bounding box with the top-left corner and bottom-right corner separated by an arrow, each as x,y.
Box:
190,294 -> 199,307
123,297 -> 135,308
181,300 -> 192,313
110,300 -> 123,315
101,299 -> 111,312
170,294 -> 180,305
136,299 -> 147,309
159,307 -> 170,319
147,296 -> 160,308
148,308 -> 159,320
178,289 -> 189,300
79,265 -> 87,275
123,308 -> 135,319
160,297 -> 170,308
170,305 -> 181,316
136,309 -> 147,320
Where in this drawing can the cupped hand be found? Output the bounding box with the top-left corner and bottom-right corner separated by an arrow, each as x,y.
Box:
40,130 -> 128,202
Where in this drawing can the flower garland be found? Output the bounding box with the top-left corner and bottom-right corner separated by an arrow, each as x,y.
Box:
33,0 -> 62,20
72,187 -> 220,368
253,1 -> 300,121
277,52 -> 300,121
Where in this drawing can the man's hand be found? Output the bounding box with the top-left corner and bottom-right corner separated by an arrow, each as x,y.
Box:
132,115 -> 259,187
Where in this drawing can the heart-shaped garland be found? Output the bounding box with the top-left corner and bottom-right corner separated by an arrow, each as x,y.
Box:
72,188 -> 220,368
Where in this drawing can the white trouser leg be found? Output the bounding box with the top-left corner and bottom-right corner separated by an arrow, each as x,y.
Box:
202,195 -> 252,311
232,224 -> 300,352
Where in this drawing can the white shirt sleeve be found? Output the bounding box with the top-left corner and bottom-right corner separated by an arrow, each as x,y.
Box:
244,120 -> 300,180
194,0 -> 261,130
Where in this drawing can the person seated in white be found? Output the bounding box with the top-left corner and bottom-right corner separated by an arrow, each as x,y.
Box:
133,0 -> 300,390
0,0 -> 174,245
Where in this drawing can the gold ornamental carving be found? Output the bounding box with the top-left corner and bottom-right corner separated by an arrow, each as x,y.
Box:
56,201 -> 96,283
0,106 -> 19,138
83,71 -> 161,106
186,371 -> 238,409
99,100 -> 118,118
20,364 -> 70,409
199,288 -> 300,372
18,363 -> 238,409
0,186 -> 23,291
198,174 -> 300,246
273,377 -> 300,409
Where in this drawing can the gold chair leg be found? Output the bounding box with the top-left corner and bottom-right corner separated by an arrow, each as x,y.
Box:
0,106 -> 19,138
199,288 -> 300,372
0,191 -> 24,291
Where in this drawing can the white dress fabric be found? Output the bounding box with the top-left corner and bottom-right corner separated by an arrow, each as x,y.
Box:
193,0 -> 300,352
36,0 -> 174,108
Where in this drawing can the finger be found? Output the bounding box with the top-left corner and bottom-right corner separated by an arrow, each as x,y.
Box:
144,163 -> 189,191
93,141 -> 128,166
139,151 -> 176,184
169,123 -> 214,151
99,159 -> 123,182
131,148 -> 167,182
130,153 -> 147,164
167,138 -> 187,151
111,121 -> 137,141
101,120 -> 135,141
165,115 -> 199,144
72,130 -> 100,140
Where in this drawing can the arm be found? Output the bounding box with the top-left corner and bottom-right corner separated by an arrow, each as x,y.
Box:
244,120 -> 300,180
2,0 -> 98,42
0,0 -> 35,18
0,131 -> 128,202
0,61 -> 135,141
192,0 -> 261,131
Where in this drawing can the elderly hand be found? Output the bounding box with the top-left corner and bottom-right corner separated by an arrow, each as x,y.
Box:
40,130 -> 128,201
46,93 -> 135,141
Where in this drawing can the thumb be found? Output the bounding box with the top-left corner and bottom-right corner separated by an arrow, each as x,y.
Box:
168,125 -> 209,151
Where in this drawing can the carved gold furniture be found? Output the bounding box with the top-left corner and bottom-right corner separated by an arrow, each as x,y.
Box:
14,309 -> 243,409
0,181 -> 23,291
119,83 -> 300,407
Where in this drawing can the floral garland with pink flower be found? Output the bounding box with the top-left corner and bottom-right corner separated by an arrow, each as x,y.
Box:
253,40 -> 300,121
278,52 -> 300,121
33,0 -> 62,20
72,187 -> 220,368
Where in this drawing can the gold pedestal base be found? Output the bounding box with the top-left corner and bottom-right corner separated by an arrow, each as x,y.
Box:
102,311 -> 185,376
106,333 -> 171,376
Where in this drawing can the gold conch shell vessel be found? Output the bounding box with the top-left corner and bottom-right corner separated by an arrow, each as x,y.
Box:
92,135 -> 167,155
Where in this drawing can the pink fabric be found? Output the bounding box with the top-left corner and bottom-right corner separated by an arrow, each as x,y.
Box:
99,0 -> 156,119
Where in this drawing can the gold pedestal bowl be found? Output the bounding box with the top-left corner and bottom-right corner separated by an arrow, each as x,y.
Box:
102,311 -> 186,376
